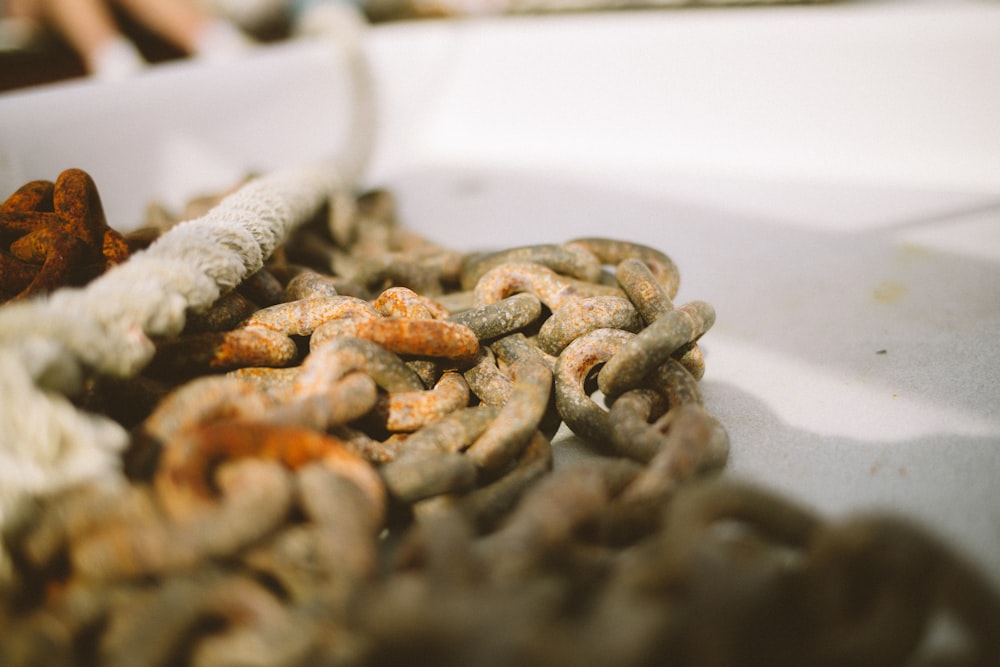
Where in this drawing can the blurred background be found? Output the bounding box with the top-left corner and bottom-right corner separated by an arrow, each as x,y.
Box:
0,0 -> 847,92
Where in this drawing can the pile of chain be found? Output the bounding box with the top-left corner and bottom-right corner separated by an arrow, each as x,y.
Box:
0,169 -> 131,303
2,185 -> 998,666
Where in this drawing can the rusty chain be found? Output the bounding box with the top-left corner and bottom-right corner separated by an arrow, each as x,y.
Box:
2,174 -> 998,666
0,169 -> 131,303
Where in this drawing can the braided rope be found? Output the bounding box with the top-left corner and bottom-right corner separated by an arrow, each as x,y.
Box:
0,9 -> 375,576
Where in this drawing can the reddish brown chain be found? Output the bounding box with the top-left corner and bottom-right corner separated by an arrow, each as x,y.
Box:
0,168 -> 130,303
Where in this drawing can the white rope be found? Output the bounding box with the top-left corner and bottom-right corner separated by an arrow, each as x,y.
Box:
0,11 -> 375,579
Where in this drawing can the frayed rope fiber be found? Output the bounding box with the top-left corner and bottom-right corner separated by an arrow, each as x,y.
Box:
0,4 -> 375,579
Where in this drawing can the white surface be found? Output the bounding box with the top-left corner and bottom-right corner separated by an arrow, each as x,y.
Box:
361,4 -> 1000,584
0,38 -> 357,229
363,3 -> 1000,194
1,3 -> 999,584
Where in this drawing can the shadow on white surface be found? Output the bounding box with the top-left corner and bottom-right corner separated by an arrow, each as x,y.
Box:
381,163 -> 1000,585
704,379 -> 1000,588
386,164 -> 1000,421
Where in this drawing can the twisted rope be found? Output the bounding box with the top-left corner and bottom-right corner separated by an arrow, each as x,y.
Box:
0,8 -> 375,579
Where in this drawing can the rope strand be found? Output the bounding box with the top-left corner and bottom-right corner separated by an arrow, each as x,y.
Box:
0,16 -> 374,575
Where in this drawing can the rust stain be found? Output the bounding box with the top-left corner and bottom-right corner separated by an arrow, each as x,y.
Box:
873,280 -> 906,304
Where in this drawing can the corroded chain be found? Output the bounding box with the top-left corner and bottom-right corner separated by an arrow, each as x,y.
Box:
1,178 -> 998,666
0,169 -> 130,303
